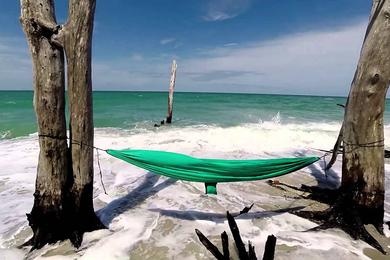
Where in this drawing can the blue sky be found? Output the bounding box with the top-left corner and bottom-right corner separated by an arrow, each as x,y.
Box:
0,0 -> 371,95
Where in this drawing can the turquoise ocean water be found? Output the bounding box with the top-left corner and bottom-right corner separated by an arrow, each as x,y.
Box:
2,91 -> 390,259
0,91 -> 390,139
1,90 -> 389,139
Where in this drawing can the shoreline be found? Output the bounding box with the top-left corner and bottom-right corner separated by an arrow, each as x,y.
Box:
0,129 -> 389,259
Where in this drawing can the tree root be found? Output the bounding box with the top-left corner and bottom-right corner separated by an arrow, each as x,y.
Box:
297,207 -> 385,254
22,207 -> 106,251
268,181 -> 387,254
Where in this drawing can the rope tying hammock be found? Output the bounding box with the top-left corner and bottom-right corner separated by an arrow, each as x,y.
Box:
43,133 -> 383,195
107,149 -> 320,194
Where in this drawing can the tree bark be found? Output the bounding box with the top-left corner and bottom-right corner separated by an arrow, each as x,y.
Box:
20,0 -> 69,249
166,60 -> 177,124
342,0 -> 389,230
61,0 -> 104,242
20,0 -> 103,249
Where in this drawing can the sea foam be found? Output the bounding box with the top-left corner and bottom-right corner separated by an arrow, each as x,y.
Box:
0,121 -> 389,259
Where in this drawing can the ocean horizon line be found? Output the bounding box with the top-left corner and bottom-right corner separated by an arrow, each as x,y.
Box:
0,89 -> 348,99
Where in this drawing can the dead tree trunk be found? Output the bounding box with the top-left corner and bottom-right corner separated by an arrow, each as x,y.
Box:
61,0 -> 104,242
327,0 -> 381,173
341,0 -> 389,231
166,60 -> 177,124
270,1 -> 390,253
20,0 -> 103,250
20,0 -> 69,250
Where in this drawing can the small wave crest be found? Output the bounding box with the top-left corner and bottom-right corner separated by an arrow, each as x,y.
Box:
258,111 -> 282,124
271,111 -> 281,124
92,120 -> 344,158
0,131 -> 12,139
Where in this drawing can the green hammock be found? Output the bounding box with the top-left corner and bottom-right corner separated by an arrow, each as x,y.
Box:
106,149 -> 319,194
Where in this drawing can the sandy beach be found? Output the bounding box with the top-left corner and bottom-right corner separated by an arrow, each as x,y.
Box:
0,125 -> 389,259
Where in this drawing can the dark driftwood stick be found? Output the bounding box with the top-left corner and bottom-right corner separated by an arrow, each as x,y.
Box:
227,211 -> 248,259
221,231 -> 229,259
325,122 -> 343,171
239,203 -> 254,215
248,241 -> 257,260
196,211 -> 266,259
195,229 -> 225,260
262,235 -> 276,260
325,103 -> 345,171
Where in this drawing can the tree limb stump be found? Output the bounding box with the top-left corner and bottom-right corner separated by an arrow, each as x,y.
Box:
262,235 -> 277,260
195,207 -> 278,260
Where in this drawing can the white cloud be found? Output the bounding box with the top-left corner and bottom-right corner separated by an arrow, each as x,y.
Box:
2,20 -> 369,96
130,53 -> 143,61
0,36 -> 31,90
91,20 -> 368,96
178,20 -> 367,95
160,38 -> 176,45
203,0 -> 252,22
223,42 -> 238,47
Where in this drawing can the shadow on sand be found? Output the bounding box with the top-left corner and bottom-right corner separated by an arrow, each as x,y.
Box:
97,172 -> 177,226
148,206 -> 305,223
96,150 -> 334,226
293,150 -> 340,188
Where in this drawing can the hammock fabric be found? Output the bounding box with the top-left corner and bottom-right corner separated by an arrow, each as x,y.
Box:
106,149 -> 319,194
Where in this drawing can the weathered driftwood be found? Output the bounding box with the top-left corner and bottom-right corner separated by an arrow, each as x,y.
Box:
195,206 -> 277,260
154,60 -> 178,127
166,60 -> 177,124
20,0 -> 104,250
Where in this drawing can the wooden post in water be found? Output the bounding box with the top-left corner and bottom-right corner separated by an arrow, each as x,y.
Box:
166,60 -> 177,124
